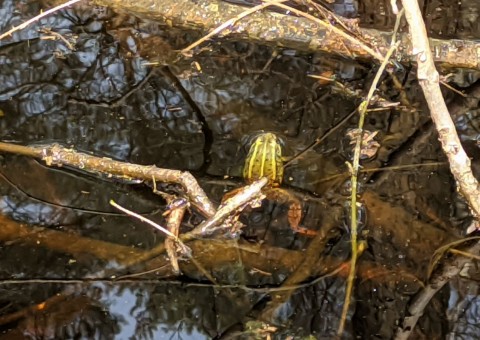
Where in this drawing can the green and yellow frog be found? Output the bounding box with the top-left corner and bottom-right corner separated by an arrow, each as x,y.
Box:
240,132 -> 317,237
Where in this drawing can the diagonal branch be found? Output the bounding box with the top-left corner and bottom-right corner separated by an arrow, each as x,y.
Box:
91,0 -> 480,68
93,0 -> 388,61
0,142 -> 216,218
400,0 -> 480,219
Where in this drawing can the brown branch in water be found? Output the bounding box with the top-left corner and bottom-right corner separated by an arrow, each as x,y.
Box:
362,190 -> 458,277
0,214 -> 145,263
0,194 -> 435,288
394,240 -> 480,340
0,142 -> 216,218
259,207 -> 342,323
0,293 -> 70,327
400,0 -> 480,219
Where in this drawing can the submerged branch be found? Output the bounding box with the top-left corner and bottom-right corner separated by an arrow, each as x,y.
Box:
0,214 -> 144,263
394,239 -> 480,340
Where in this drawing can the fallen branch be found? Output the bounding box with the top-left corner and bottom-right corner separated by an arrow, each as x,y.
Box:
90,0 -> 480,68
394,240 -> 480,340
194,177 -> 268,236
93,0 -> 387,61
2,0 -> 480,68
180,0 -> 289,55
400,0 -> 480,219
0,142 -> 216,218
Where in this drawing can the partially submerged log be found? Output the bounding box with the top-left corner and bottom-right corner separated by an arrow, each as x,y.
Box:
92,0 -> 480,69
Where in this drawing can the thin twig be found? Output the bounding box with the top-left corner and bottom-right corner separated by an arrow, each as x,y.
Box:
284,109 -> 357,167
263,0 -> 384,62
449,248 -> 480,261
110,200 -> 177,239
337,13 -> 403,335
440,80 -> 467,98
181,0 -> 288,54
0,0 -> 82,41
110,200 -> 192,258
312,161 -> 446,185
299,0 -> 354,35
39,28 -> 76,50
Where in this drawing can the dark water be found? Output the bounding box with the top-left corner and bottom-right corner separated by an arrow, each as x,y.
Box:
0,0 -> 479,339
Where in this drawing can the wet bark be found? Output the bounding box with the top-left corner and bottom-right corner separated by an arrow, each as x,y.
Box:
401,0 -> 480,218
91,0 -> 480,68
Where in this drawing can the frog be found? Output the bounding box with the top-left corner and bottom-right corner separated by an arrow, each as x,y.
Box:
240,132 -> 317,237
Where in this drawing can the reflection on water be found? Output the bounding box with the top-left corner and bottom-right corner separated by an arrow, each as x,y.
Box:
0,0 -> 479,338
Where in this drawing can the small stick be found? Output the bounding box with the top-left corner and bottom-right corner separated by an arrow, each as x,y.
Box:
0,0 -> 82,41
0,142 -> 216,218
110,200 -> 177,239
110,200 -> 191,257
337,12 -> 403,336
181,0 -> 287,54
164,199 -> 188,274
39,28 -> 76,50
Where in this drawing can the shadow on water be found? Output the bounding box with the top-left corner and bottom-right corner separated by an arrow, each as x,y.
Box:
0,0 -> 479,338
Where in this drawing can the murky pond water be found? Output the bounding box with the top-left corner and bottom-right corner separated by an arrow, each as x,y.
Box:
0,0 -> 479,339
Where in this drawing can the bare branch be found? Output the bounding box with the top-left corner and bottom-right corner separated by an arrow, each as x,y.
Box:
400,0 -> 480,218
92,0 -> 480,68
0,142 -> 216,218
